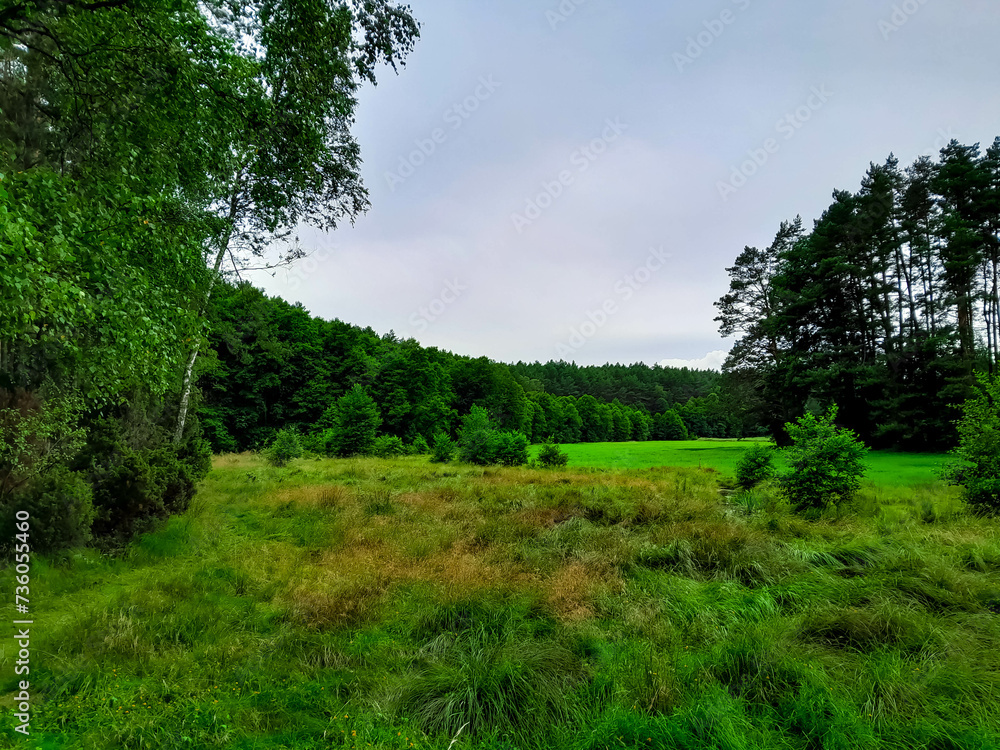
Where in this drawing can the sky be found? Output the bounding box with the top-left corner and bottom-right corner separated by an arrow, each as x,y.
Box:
247,0 -> 1000,371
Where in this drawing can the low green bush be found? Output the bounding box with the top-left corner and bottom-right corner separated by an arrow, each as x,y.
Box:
372,435 -> 406,458
430,431 -> 455,463
266,428 -> 303,467
779,406 -> 868,514
735,443 -> 775,490
536,443 -> 569,468
0,467 -> 95,554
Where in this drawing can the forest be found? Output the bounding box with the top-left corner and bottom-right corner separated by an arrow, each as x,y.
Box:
716,142 -> 1000,450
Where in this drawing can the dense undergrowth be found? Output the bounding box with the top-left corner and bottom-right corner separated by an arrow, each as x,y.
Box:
1,454 -> 999,749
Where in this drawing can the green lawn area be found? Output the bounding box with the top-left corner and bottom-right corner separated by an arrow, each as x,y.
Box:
532,440 -> 951,488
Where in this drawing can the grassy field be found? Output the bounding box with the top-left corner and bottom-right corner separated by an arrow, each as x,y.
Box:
530,440 -> 951,488
2,452 -> 999,749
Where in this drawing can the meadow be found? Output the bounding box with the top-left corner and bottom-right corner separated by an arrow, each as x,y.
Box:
1,448 -> 999,749
531,440 -> 951,488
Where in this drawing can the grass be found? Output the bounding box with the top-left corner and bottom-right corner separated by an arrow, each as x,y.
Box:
532,439 -> 950,488
0,451 -> 997,749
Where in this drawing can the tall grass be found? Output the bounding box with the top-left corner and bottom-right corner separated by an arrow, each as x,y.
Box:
0,453 -> 997,749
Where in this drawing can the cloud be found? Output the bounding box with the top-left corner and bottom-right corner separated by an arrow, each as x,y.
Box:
659,350 -> 728,372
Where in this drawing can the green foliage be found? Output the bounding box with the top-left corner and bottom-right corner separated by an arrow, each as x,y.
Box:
77,417 -> 212,542
0,388 -> 85,499
654,409 -> 690,440
536,443 -> 569,468
735,443 -> 776,490
327,385 -> 381,457
372,434 -> 406,458
943,373 -> 1000,514
409,435 -> 430,455
267,428 -> 304,467
0,466 -> 95,554
458,406 -> 529,466
486,430 -> 530,467
779,407 -> 868,513
430,431 -> 455,463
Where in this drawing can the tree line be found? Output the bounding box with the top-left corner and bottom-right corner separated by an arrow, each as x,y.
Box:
197,281 -> 735,454
717,139 -> 1000,449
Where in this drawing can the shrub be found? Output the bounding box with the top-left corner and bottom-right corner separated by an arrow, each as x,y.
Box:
0,467 -> 95,554
457,406 -> 529,466
735,442 -> 775,490
487,430 -> 530,466
266,428 -> 303,467
409,435 -> 430,455
323,385 -> 381,457
536,443 -> 569,468
778,406 -> 868,514
75,417 -> 211,542
430,431 -> 455,463
457,406 -> 494,464
943,373 -> 1000,515
372,435 -> 406,458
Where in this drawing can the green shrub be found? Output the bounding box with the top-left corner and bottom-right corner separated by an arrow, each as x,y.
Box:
943,373 -> 1000,515
779,406 -> 868,514
487,430 -> 530,466
0,467 -> 95,554
457,406 -> 529,466
430,431 -> 455,463
73,417 -> 211,543
409,435 -> 430,455
735,443 -> 775,490
536,443 -> 569,468
372,435 -> 406,458
322,385 -> 381,457
266,428 -> 303,467
457,406 -> 494,464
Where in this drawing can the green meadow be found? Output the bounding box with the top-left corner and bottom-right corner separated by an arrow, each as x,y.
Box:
530,440 -> 950,488
2,450 -> 999,749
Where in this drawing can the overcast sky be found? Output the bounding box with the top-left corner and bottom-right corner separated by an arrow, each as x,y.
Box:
247,0 -> 1000,370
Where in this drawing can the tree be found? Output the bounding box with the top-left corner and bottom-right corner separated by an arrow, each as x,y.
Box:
326,385 -> 381,457
778,406 -> 868,514
653,410 -> 688,441
735,443 -> 775,491
943,373 -> 1000,514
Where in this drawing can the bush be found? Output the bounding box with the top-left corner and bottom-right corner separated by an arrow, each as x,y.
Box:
778,406 -> 868,514
70,416 -> 210,543
735,443 -> 775,490
943,373 -> 1000,515
372,435 -> 406,458
322,385 -> 381,457
0,467 -> 96,554
266,428 -> 303,467
487,430 -> 530,466
457,406 -> 529,466
430,431 -> 455,463
536,443 -> 569,468
409,435 -> 430,455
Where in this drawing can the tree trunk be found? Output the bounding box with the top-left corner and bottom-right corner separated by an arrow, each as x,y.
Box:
172,175 -> 243,444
